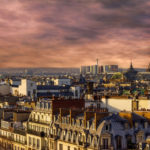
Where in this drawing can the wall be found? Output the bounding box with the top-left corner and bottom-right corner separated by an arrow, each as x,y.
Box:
101,97 -> 150,112
54,79 -> 71,86
101,98 -> 132,112
18,79 -> 37,98
0,84 -> 10,96
70,86 -> 80,99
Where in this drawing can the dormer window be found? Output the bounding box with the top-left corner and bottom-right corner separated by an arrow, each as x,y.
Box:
105,123 -> 111,131
105,125 -> 109,130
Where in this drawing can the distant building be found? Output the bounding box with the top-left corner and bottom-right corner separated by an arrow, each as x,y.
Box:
104,65 -> 118,73
98,65 -> 104,73
124,62 -> 138,82
11,79 -> 37,98
86,66 -> 90,74
147,63 -> 150,72
91,65 -> 98,75
37,85 -> 73,98
80,66 -> 87,74
80,65 -> 98,75
0,84 -> 10,96
53,78 -> 71,86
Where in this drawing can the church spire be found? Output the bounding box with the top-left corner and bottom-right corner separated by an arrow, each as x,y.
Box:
130,60 -> 133,69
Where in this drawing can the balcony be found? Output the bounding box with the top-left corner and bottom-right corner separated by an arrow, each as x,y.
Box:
0,134 -> 26,145
29,119 -> 50,125
27,129 -> 46,138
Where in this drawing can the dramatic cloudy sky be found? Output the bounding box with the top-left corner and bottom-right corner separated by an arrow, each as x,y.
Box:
0,0 -> 150,68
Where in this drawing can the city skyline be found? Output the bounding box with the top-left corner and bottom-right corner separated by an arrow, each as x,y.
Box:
0,0 -> 150,68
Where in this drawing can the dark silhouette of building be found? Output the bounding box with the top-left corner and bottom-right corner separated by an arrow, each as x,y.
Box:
124,62 -> 138,82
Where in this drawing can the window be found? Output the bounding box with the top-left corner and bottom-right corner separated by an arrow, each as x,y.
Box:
135,122 -> 138,128
50,142 -> 54,149
144,122 -> 148,128
126,135 -> 132,149
105,125 -> 109,131
116,136 -> 122,149
75,90 -> 78,97
97,103 -> 100,109
137,135 -> 143,143
37,139 -> 40,148
28,91 -> 31,97
124,123 -> 128,129
59,144 -> 63,150
68,132 -> 71,142
33,138 -> 35,147
29,137 -> 31,145
102,138 -> 108,149
73,134 -> 76,143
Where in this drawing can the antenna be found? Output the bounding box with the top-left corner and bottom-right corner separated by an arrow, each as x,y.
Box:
96,58 -> 99,66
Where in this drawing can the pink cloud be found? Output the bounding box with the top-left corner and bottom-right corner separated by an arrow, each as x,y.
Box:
0,0 -> 149,68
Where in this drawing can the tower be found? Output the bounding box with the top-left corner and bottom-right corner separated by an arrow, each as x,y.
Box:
147,63 -> 150,72
96,58 -> 99,66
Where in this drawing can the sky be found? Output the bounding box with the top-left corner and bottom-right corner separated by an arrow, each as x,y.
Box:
0,0 -> 150,68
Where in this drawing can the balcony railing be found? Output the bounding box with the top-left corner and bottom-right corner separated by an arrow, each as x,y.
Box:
0,134 -> 26,145
29,119 -> 50,125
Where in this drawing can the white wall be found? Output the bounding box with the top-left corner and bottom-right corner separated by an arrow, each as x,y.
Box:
54,79 -> 71,86
70,86 -> 80,99
18,79 -> 37,98
101,98 -> 150,112
138,100 -> 150,110
101,98 -> 132,112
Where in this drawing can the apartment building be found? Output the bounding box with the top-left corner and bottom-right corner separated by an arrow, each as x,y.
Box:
1,99 -> 150,149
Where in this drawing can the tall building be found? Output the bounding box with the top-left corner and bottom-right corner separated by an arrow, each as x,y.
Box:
80,65 -> 98,75
91,65 -> 98,75
80,59 -> 99,75
104,65 -> 118,73
98,65 -> 104,73
86,66 -> 90,74
80,66 -> 87,74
